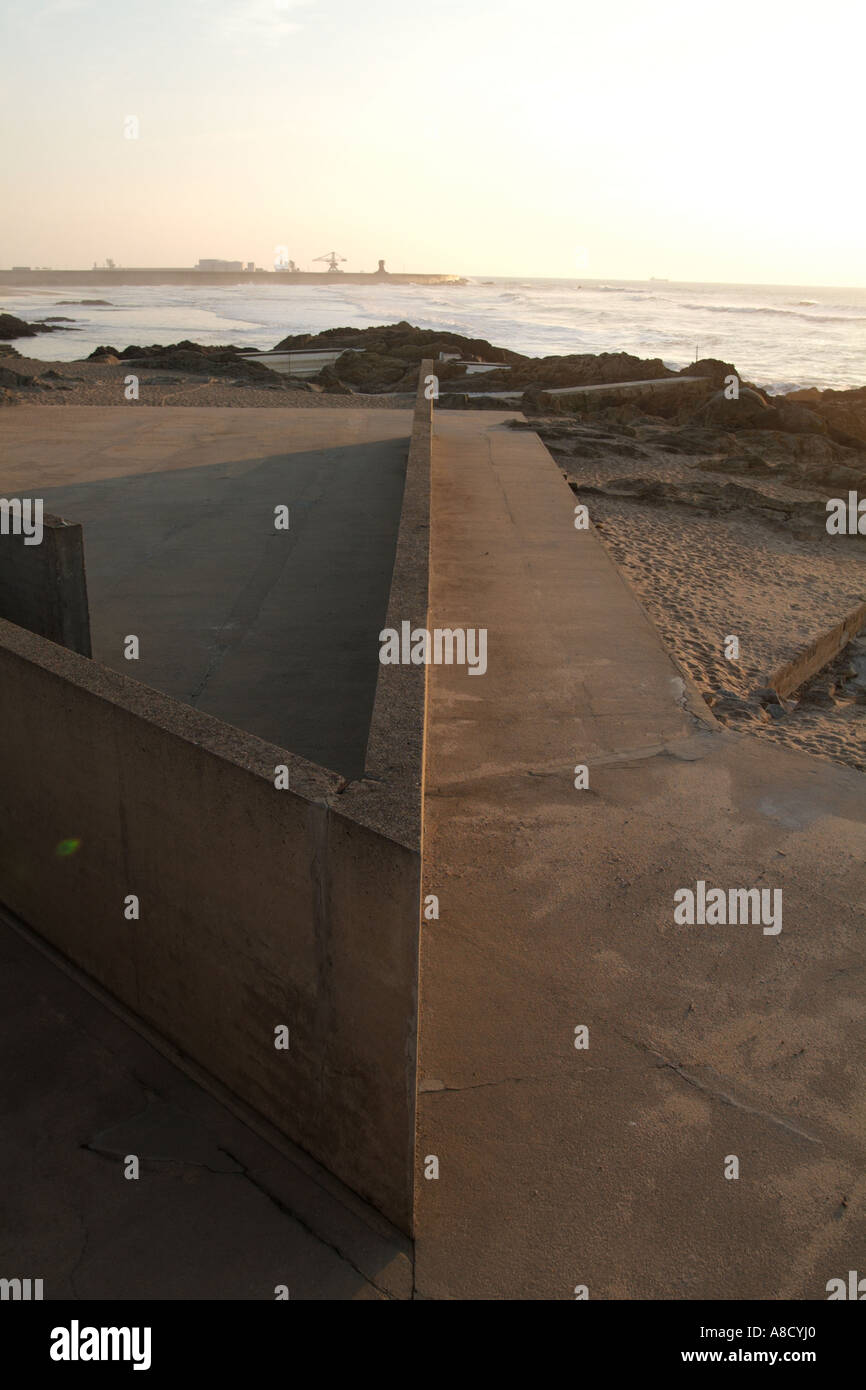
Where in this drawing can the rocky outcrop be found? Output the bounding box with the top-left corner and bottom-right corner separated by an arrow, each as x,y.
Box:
272,321 -> 521,365
0,363 -> 43,391
87,341 -> 307,387
691,388 -> 829,436
690,387 -> 776,430
447,350 -> 682,396
783,385 -> 866,448
311,365 -> 354,394
0,312 -> 68,340
327,351 -> 408,390
677,357 -> 739,389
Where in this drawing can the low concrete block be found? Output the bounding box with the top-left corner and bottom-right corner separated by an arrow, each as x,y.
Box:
0,509 -> 91,656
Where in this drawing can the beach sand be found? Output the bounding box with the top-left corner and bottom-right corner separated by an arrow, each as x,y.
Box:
537,415 -> 866,772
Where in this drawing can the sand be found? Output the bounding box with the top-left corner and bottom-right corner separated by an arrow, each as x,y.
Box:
537,416 -> 866,773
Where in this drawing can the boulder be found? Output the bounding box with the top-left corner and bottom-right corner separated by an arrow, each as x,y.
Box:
330,350 -> 407,390
691,387 -> 775,430
312,365 -> 354,395
677,357 -> 739,389
772,400 -> 828,435
0,313 -> 40,339
0,312 -> 67,339
272,321 -> 521,365
0,364 -> 35,390
784,384 -> 866,448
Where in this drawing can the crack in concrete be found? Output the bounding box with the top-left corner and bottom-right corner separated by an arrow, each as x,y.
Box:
215,1147 -> 398,1300
621,1034 -> 824,1146
419,1065 -> 662,1095
67,1215 -> 90,1301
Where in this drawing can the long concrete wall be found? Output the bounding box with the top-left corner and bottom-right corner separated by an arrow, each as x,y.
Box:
0,373 -> 433,1234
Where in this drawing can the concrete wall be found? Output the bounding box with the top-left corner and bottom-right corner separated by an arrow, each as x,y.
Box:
0,371 -> 433,1233
769,599 -> 866,699
0,512 -> 91,656
345,363 -> 432,848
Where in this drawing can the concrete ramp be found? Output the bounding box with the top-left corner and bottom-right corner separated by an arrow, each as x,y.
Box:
416,411 -> 866,1299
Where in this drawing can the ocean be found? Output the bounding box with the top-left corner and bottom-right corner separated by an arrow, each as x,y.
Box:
4,277 -> 864,394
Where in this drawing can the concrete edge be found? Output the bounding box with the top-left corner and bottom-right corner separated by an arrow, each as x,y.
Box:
0,614 -> 345,805
769,600 -> 866,700
342,362 -> 432,849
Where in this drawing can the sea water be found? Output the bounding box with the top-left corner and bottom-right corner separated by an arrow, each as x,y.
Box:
3,276 -> 864,393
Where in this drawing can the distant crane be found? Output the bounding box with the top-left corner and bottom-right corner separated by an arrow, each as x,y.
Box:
314,251 -> 347,273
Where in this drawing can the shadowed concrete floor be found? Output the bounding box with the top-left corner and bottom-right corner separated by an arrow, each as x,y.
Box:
1,408 -> 412,779
416,411 -> 866,1299
0,907 -> 412,1300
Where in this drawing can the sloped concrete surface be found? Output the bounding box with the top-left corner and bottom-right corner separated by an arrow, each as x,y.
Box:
415,412 -> 866,1299
0,909 -> 412,1300
1,407 -> 412,779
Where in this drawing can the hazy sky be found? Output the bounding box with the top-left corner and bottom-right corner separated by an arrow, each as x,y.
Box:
1,0 -> 863,285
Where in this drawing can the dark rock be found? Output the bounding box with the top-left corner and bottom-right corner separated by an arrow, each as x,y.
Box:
521,386 -> 564,415
0,312 -> 52,340
329,351 -> 407,390
677,357 -> 739,389
312,365 -> 354,394
272,321 -> 521,366
0,364 -> 36,390
130,349 -> 290,384
783,384 -> 866,449
654,427 -> 738,454
699,453 -> 776,476
691,387 -> 775,430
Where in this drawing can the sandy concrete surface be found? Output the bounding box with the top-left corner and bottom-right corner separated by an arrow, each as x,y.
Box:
415,411 -> 866,1299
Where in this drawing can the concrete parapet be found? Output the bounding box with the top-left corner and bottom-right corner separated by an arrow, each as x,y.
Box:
346,362 -> 432,848
0,370 -> 434,1233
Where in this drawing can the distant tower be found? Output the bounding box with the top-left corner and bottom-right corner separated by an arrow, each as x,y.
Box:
375,259 -> 389,278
